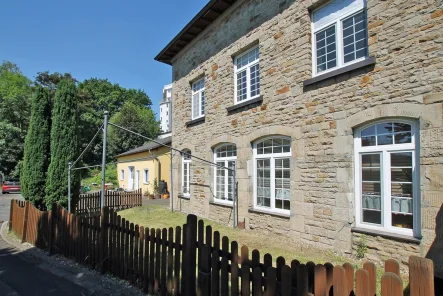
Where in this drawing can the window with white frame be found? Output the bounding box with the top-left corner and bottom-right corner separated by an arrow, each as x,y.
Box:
354,120 -> 420,237
181,150 -> 191,196
191,78 -> 205,119
234,46 -> 260,104
312,0 -> 368,75
120,169 -> 124,180
143,169 -> 149,184
214,144 -> 236,203
254,137 -> 291,213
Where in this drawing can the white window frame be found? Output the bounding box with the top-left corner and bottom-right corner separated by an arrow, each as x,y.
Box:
120,169 -> 124,181
143,169 -> 149,184
354,119 -> 421,238
234,46 -> 260,105
213,144 -> 237,205
181,151 -> 191,197
191,78 -> 205,120
311,0 -> 368,77
253,136 -> 291,215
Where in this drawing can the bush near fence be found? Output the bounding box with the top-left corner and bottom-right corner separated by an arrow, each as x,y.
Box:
76,189 -> 142,214
8,200 -> 435,296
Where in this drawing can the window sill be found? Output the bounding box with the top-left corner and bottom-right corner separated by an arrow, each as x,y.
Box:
351,227 -> 421,245
209,201 -> 233,208
303,57 -> 376,87
226,96 -> 263,113
185,116 -> 205,127
178,194 -> 190,200
248,208 -> 290,219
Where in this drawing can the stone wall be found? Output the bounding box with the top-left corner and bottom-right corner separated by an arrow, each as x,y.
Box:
169,0 -> 443,273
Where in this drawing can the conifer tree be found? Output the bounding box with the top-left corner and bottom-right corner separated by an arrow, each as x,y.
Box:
45,79 -> 79,209
20,87 -> 51,209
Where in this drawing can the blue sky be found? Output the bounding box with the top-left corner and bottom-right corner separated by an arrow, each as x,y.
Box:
0,0 -> 208,118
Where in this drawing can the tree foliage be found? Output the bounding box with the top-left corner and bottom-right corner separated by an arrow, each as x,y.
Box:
21,87 -> 51,209
108,101 -> 160,156
0,61 -> 32,177
77,78 -> 153,164
45,80 -> 79,209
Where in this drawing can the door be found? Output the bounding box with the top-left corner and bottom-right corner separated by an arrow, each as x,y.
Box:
128,167 -> 135,190
135,170 -> 140,190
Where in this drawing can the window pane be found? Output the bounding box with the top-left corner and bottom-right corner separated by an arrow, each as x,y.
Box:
362,182 -> 381,196
394,132 -> 411,144
361,125 -> 376,136
391,168 -> 412,182
316,25 -> 336,73
237,70 -> 247,102
257,159 -> 271,208
362,169 -> 380,181
391,183 -> 412,198
275,157 -> 290,210
216,162 -> 225,200
228,161 -> 235,201
362,195 -> 381,210
376,123 -> 392,134
201,90 -> 205,115
363,210 -> 381,224
250,63 -> 260,97
341,11 -> 367,64
377,135 -> 393,145
391,152 -> 412,167
192,93 -> 199,118
362,136 -> 376,146
392,213 -> 413,229
362,154 -> 380,167
394,123 -> 411,132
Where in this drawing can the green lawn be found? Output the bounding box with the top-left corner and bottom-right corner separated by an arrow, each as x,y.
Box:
118,205 -> 409,294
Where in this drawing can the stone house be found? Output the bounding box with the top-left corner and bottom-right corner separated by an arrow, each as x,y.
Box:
155,0 -> 443,274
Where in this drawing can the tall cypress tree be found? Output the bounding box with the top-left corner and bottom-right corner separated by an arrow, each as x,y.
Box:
20,87 -> 51,209
45,79 -> 79,209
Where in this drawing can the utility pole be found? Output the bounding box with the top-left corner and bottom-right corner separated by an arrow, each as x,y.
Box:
68,161 -> 72,212
100,111 -> 109,208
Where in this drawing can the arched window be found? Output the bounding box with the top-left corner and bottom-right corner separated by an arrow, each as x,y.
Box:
354,120 -> 420,237
214,144 -> 237,203
253,137 -> 291,213
181,149 -> 191,196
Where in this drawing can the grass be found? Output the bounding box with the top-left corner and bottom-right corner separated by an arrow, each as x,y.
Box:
118,205 -> 410,294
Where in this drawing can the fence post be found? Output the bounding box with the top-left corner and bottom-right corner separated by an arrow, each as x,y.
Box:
198,244 -> 211,296
184,215 -> 197,296
48,203 -> 57,255
100,206 -> 109,274
21,201 -> 30,243
409,256 -> 434,296
9,199 -> 14,232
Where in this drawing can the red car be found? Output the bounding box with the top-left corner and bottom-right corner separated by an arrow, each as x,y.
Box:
2,179 -> 21,194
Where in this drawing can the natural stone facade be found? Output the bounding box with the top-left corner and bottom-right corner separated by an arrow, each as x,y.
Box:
166,0 -> 443,275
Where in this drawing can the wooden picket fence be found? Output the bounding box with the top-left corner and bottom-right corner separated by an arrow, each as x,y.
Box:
9,200 -> 435,296
76,188 -> 142,214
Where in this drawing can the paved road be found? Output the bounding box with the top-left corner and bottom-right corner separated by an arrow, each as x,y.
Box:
0,192 -> 23,223
0,237 -> 91,295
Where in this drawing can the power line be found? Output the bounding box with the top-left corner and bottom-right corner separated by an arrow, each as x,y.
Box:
108,122 -> 233,172
71,124 -> 104,168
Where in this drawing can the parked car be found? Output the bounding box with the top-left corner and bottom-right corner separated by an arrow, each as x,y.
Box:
2,179 -> 21,194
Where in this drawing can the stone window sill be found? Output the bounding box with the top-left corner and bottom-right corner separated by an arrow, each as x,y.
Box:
185,116 -> 205,127
178,194 -> 190,200
226,96 -> 263,113
351,227 -> 421,245
209,201 -> 233,208
303,57 -> 376,87
248,208 -> 290,219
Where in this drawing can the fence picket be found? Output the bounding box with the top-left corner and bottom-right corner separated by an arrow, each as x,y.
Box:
281,265 -> 291,296
155,228 -> 161,292
174,226 -> 181,296
333,265 -> 347,296
297,264 -> 309,296
381,272 -> 403,296
385,259 -> 400,276
161,228 -> 167,295
343,262 -> 354,295
363,261 -> 377,296
355,268 -> 369,296
266,267 -> 276,296
252,266 -> 262,296
231,241 -> 239,296
149,228 -> 156,295
144,227 -> 150,293
314,264 -> 327,296
211,248 -> 220,296
409,256 -> 435,296
167,227 -> 173,295
241,263 -> 250,296
221,237 -> 229,296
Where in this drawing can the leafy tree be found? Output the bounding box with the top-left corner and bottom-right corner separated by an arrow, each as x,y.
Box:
21,87 -> 51,209
0,61 -> 32,177
108,101 -> 160,156
45,80 -> 79,209
77,78 -> 153,164
35,71 -> 77,93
